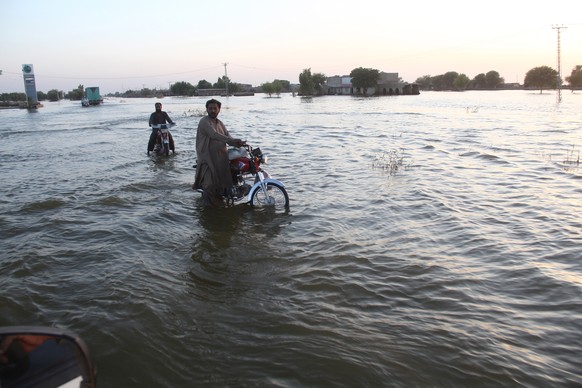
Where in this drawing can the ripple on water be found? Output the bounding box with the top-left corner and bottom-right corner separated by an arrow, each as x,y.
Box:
1,93 -> 581,386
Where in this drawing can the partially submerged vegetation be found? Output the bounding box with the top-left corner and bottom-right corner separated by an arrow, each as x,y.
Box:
564,145 -> 580,166
542,144 -> 580,173
372,149 -> 411,175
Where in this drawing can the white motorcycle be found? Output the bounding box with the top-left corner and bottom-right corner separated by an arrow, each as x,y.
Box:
194,144 -> 289,210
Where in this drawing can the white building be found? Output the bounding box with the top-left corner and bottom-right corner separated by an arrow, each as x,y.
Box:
325,72 -> 419,95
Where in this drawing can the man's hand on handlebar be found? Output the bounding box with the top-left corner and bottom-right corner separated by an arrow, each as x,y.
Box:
233,139 -> 247,147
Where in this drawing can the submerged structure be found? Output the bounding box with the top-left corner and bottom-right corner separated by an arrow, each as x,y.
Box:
325,72 -> 420,96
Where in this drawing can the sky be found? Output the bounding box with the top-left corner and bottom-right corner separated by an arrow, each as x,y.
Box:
1,0 -> 581,94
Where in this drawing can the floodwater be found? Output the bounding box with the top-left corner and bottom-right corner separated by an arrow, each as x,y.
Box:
1,91 -> 581,387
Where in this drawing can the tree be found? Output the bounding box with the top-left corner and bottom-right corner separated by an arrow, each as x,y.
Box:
441,72 -> 459,90
261,82 -> 276,97
471,73 -> 487,89
197,79 -> 212,89
299,68 -> 315,96
349,67 -> 380,95
418,70 -> 505,91
429,72 -> 458,90
565,65 -> 582,89
312,72 -> 327,95
0,92 -> 26,102
171,81 -> 196,96
262,80 -> 284,96
213,76 -> 229,90
453,74 -> 471,90
228,82 -> 242,93
485,70 -> 504,89
414,75 -> 432,90
430,74 -> 443,90
67,84 -> 84,100
524,66 -> 559,93
47,89 -> 60,101
273,79 -> 291,92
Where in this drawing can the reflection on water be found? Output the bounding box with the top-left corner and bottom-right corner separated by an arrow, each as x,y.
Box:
1,92 -> 581,386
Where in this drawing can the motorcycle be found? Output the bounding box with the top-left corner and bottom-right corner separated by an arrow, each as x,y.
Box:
194,144 -> 289,210
148,123 -> 175,156
0,326 -> 96,388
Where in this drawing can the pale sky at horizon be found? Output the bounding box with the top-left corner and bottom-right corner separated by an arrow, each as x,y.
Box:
1,0 -> 581,94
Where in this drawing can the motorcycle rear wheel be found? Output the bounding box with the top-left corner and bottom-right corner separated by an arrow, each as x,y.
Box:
250,182 -> 289,210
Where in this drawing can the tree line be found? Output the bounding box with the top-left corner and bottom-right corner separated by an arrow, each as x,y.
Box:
0,76 -> 296,102
415,65 -> 582,92
2,65 -> 581,102
415,71 -> 504,90
295,65 -> 582,96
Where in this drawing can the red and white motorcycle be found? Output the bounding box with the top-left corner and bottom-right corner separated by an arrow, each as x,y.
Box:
195,144 -> 289,210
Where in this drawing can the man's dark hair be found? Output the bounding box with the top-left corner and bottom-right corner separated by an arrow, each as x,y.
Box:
206,99 -> 221,108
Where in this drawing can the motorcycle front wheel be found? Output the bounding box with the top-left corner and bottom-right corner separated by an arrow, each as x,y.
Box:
250,182 -> 289,210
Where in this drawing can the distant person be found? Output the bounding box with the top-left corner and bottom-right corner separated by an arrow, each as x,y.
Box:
193,99 -> 245,206
148,102 -> 175,155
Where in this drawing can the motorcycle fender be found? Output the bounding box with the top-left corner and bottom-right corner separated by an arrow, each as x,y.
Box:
246,178 -> 285,202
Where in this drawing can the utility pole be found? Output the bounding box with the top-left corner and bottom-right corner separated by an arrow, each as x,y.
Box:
223,62 -> 229,96
552,24 -> 567,103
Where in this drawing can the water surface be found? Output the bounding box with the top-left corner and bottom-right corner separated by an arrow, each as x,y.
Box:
1,91 -> 581,386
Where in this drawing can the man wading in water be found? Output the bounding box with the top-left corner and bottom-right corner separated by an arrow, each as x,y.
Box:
193,99 -> 245,207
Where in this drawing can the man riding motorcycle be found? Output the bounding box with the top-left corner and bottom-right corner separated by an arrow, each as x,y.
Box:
148,102 -> 175,155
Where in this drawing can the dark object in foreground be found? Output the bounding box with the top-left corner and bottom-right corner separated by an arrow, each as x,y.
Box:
0,326 -> 96,388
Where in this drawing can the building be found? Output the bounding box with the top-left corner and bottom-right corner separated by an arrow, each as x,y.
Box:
325,72 -> 419,96
326,75 -> 353,95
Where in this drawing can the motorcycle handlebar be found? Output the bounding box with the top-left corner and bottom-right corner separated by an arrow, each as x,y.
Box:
151,123 -> 175,129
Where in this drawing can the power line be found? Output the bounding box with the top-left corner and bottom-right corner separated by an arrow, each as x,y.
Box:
0,65 -> 224,80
